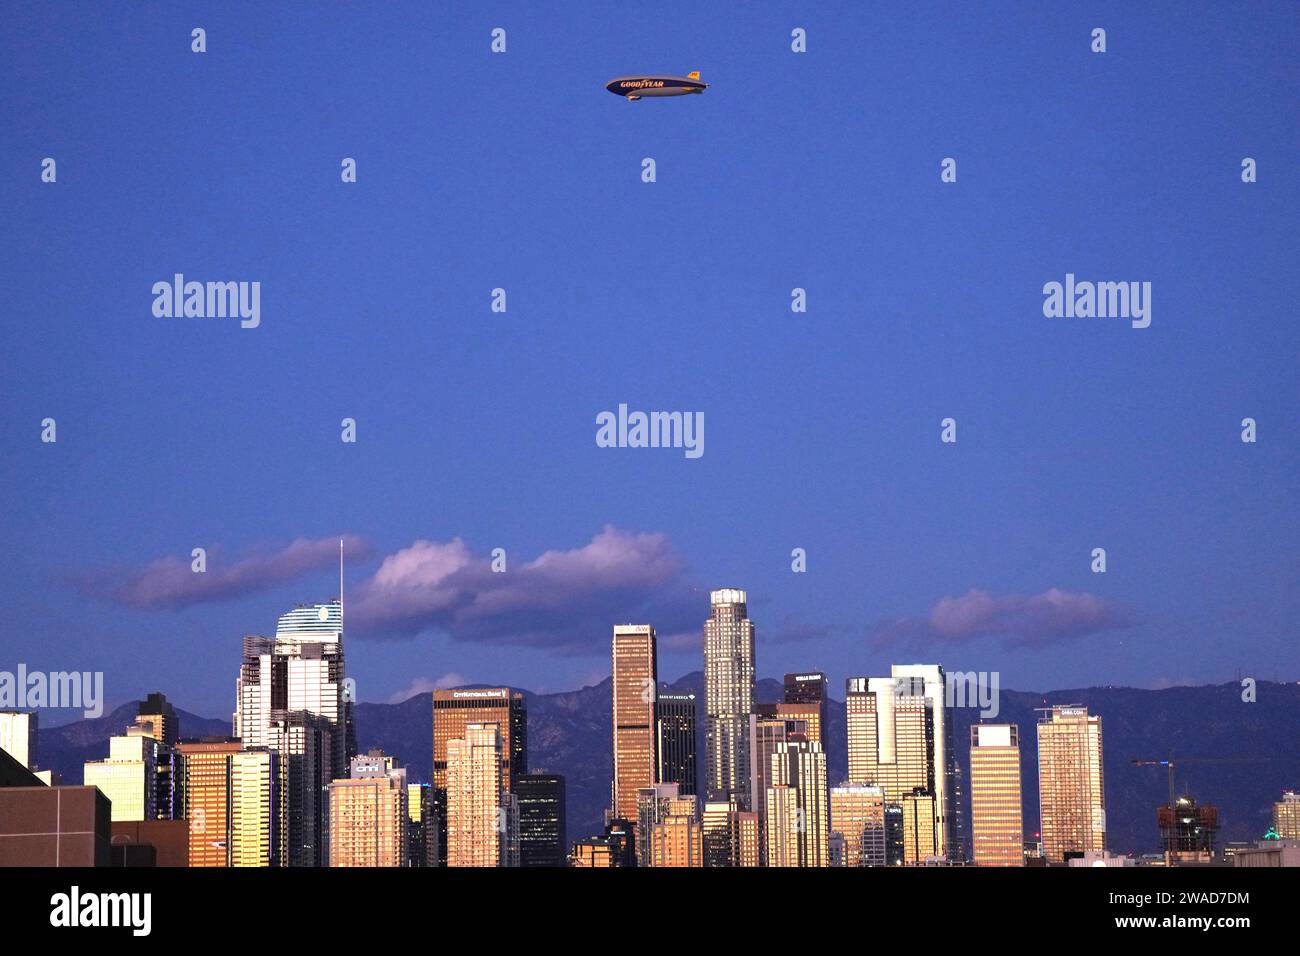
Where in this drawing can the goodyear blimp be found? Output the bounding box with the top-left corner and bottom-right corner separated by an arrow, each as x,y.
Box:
606,71 -> 707,101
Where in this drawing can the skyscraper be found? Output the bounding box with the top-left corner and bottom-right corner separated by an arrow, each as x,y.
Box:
635,782 -> 686,867
655,693 -> 697,797
1274,791 -> 1300,839
173,740 -> 284,867
501,791 -> 521,868
901,793 -> 938,864
432,688 -> 527,792
650,802 -> 704,867
703,588 -> 755,807
516,772 -> 566,867
228,748 -> 283,867
830,785 -> 887,867
1158,794 -> 1217,861
135,692 -> 178,747
845,679 -> 874,785
407,782 -> 430,866
846,679 -> 930,793
237,602 -> 349,782
844,666 -> 957,860
176,738 -> 242,867
83,730 -> 158,822
783,671 -> 828,706
0,711 -> 37,771
749,712 -> 807,865
780,672 -> 829,748
570,840 -> 618,867
828,830 -> 846,866
701,797 -> 760,867
432,687 -> 526,868
132,693 -> 181,820
571,824 -> 635,868
892,664 -> 960,859
612,624 -> 658,822
235,601 -> 349,865
423,786 -> 446,867
969,724 -> 1023,866
329,751 -> 408,867
883,803 -> 905,865
1037,706 -> 1106,862
447,722 -> 516,867
267,710 -> 330,866
766,736 -> 829,867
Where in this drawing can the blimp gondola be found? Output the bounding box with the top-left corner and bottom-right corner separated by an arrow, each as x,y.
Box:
606,72 -> 707,101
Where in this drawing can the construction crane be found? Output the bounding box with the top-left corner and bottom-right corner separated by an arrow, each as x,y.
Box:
1130,753 -> 1269,812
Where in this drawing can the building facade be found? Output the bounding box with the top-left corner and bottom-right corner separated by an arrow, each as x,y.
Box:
329,753 -> 408,867
749,712 -> 806,865
701,798 -> 760,867
516,772 -> 566,867
901,793 -> 938,864
176,738 -> 243,867
228,749 -> 282,867
650,806 -> 703,867
447,722 -> 518,867
969,724 -> 1023,866
0,711 -> 38,771
267,710 -> 330,866
636,783 -> 690,866
612,624 -> 658,822
236,602 -> 350,783
135,692 -> 178,747
432,688 -> 527,792
0,785 -> 110,866
83,731 -> 158,823
830,784 -> 887,867
655,693 -> 697,797
132,694 -> 182,820
703,588 -> 756,807
571,819 -> 636,867
781,672 -> 829,747
845,666 -> 958,860
1037,706 -> 1106,862
1273,791 -> 1300,840
766,737 -> 829,867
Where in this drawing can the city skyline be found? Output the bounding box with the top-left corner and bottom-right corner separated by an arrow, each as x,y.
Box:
4,2 -> 1298,726
4,578 -> 1298,868
0,3 -> 1292,941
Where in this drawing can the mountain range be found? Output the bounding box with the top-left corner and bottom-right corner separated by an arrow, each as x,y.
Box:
35,676 -> 1300,856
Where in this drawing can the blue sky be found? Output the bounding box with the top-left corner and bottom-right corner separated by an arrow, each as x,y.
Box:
2,2 -> 1297,722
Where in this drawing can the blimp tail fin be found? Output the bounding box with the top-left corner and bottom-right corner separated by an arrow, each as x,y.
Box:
687,71 -> 700,80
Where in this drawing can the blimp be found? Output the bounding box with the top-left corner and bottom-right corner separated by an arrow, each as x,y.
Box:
606,72 -> 707,101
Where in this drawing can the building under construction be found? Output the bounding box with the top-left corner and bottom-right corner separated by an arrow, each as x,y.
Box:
1158,794 -> 1218,861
